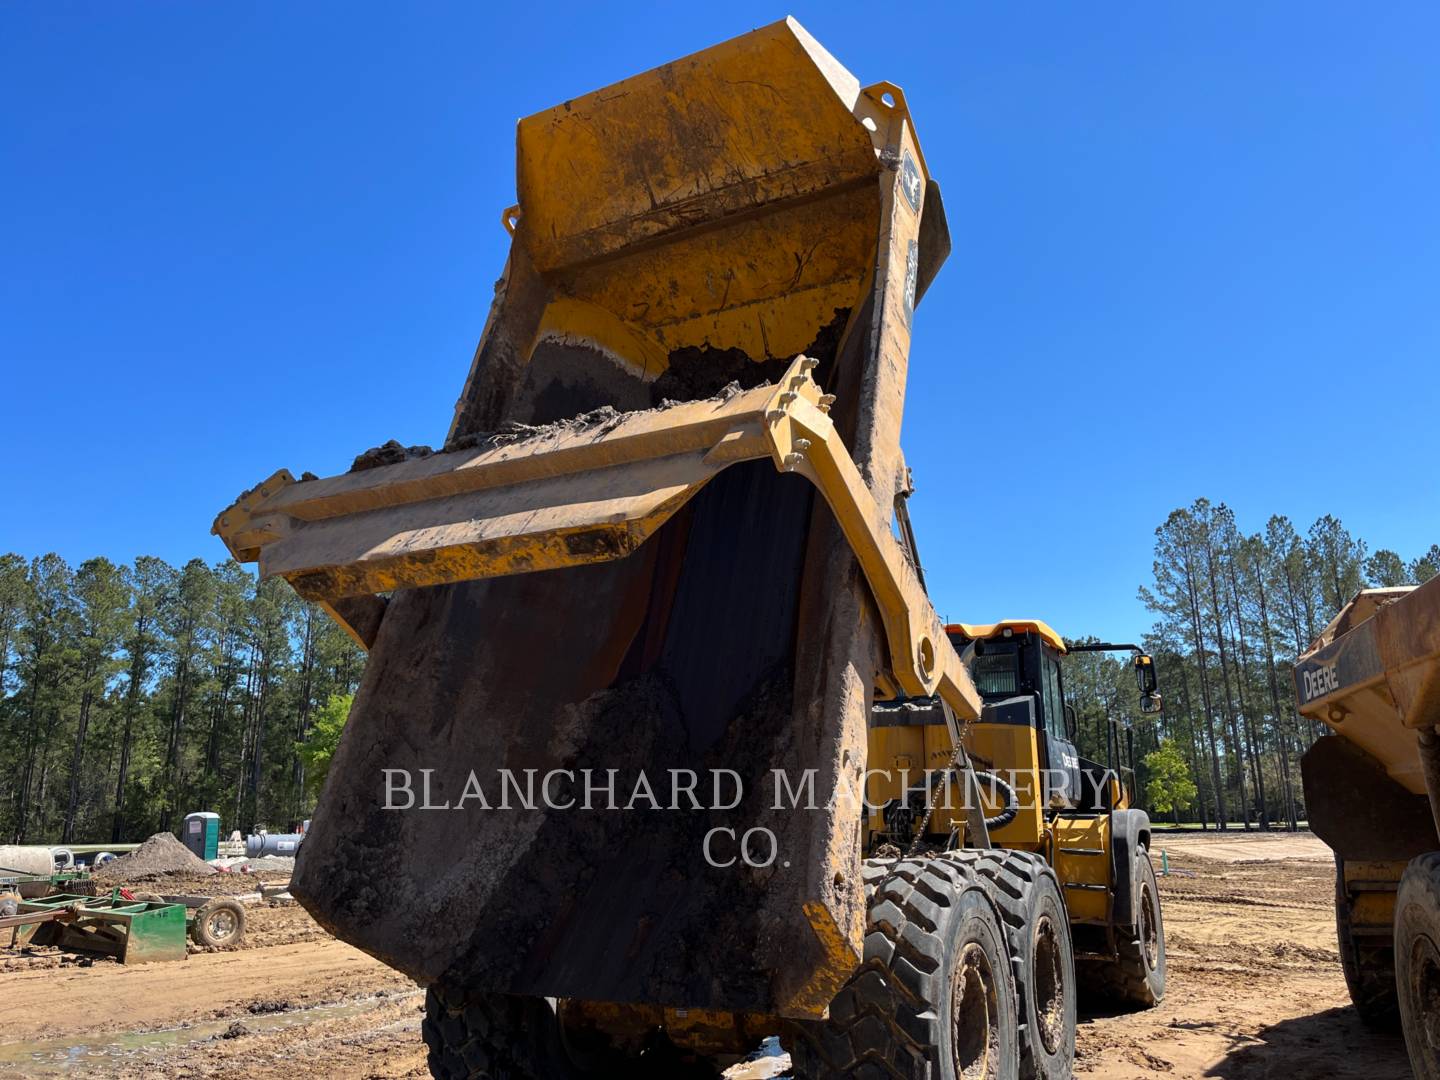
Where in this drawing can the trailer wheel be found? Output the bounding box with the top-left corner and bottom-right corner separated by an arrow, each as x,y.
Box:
1335,856 -> 1399,1028
191,897 -> 246,948
786,854 -> 1019,1080
1078,846 -> 1165,1008
969,851 -> 1075,1080
1396,852 -> 1440,1079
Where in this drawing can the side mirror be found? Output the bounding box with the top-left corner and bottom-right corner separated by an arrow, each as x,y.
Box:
1063,704 -> 1078,741
1134,654 -> 1160,713
1134,654 -> 1158,695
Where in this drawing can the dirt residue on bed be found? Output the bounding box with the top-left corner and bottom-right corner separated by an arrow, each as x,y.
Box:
349,440 -> 435,472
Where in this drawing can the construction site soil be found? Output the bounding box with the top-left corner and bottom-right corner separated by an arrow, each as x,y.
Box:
0,831 -> 1413,1078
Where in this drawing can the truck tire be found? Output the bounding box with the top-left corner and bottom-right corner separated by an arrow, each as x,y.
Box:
1077,846 -> 1165,1008
969,851 -> 1075,1080
191,897 -> 246,948
422,988 -> 710,1080
1395,852 -> 1440,1079
1335,856 -> 1399,1028
787,853 -> 1020,1080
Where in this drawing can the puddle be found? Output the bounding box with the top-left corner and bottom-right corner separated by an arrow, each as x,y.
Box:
0,991 -> 421,1075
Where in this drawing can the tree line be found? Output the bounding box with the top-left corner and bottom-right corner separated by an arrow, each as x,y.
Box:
1067,501 -> 1436,829
0,553 -> 365,845
3,502 -> 1433,843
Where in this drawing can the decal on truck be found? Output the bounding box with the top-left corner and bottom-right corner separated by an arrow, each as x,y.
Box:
1294,619 -> 1382,707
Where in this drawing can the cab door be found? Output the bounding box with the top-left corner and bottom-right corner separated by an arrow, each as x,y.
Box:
1040,650 -> 1081,807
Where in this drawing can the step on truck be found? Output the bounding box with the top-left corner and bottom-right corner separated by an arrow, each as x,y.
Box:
214,19 -> 1164,1079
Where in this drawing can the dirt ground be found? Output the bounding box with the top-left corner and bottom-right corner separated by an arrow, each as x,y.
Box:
0,834 -> 1414,1078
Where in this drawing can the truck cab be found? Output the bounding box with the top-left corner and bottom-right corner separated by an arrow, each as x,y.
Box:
953,620 -> 1086,813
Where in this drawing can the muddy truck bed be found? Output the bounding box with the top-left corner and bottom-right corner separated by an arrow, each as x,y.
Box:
218,18 -> 974,1020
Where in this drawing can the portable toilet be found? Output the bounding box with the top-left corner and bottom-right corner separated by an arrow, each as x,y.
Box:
182,811 -> 221,861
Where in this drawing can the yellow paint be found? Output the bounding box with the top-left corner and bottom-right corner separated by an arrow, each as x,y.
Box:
969,723 -> 1044,847
1053,816 -> 1111,924
1344,859 -> 1406,932
948,620 -> 1068,654
779,901 -> 864,1018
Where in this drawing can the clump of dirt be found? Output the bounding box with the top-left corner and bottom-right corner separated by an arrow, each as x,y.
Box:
350,440 -> 435,472
650,344 -> 792,404
94,832 -> 216,882
649,307 -> 850,405
440,309 -> 854,455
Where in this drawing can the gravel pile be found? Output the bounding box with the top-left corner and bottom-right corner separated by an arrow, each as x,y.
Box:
95,832 -> 216,882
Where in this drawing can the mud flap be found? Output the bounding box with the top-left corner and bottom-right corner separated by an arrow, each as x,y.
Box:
1109,808 -> 1151,929
1303,735 -> 1439,863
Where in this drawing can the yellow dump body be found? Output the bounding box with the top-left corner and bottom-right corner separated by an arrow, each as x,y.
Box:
216,19 -> 980,1019
1297,577 -> 1440,793
1298,576 -> 1440,880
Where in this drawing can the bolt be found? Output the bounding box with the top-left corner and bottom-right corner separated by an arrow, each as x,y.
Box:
779,391 -> 797,405
794,438 -> 812,451
801,357 -> 819,372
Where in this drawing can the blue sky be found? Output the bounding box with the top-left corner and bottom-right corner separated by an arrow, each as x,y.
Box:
2,3 -> 1436,641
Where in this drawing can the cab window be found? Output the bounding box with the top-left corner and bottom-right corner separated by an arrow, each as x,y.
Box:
973,651 -> 1018,696
1042,656 -> 1066,740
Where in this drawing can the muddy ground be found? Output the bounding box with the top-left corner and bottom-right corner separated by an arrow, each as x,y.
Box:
0,832 -> 1413,1078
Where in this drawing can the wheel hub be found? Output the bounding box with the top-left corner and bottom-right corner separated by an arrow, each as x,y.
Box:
207,908 -> 238,943
1140,882 -> 1159,970
1032,914 -> 1066,1056
952,940 -> 1001,1079
1409,932 -> 1440,1058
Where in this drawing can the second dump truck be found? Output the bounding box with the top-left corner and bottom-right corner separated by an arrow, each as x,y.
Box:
215,20 -> 1164,1079
1297,574 -> 1440,1080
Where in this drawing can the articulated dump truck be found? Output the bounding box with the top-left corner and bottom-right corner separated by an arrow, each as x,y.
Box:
1297,575 -> 1440,1080
215,20 -> 1163,1079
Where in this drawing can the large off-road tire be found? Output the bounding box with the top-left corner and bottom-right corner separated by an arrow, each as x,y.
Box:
1335,856 -> 1399,1028
1395,852 -> 1440,1079
969,851 -> 1075,1080
1077,846 -> 1165,1008
787,853 -> 1020,1080
422,987 -> 714,1080
425,990 -> 591,1080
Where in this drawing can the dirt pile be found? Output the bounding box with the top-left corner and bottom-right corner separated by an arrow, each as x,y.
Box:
95,832 -> 216,882
349,440 -> 434,472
